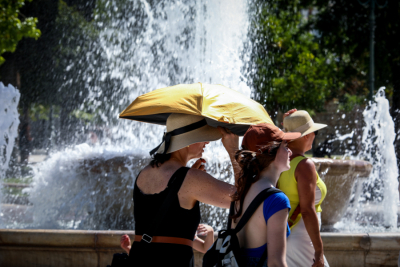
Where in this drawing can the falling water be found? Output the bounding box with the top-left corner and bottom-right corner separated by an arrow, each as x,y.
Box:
3,0 -> 251,229
0,83 -> 20,226
336,88 -> 399,231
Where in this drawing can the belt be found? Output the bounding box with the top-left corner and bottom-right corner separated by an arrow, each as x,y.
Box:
134,235 -> 193,247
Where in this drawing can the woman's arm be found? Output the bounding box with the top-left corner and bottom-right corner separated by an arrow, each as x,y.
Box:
217,127 -> 240,184
296,159 -> 325,267
193,224 -> 215,253
267,209 -> 289,267
184,168 -> 236,209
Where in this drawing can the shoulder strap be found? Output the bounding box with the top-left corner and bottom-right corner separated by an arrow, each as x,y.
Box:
234,187 -> 281,233
227,201 -> 235,229
140,167 -> 190,243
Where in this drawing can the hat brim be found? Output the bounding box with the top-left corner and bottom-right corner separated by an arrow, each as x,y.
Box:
156,124 -> 222,154
282,132 -> 302,140
298,123 -> 327,138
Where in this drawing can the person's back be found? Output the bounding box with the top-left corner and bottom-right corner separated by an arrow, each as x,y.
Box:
230,123 -> 300,267
120,114 -> 240,267
132,164 -> 200,266
232,180 -> 290,267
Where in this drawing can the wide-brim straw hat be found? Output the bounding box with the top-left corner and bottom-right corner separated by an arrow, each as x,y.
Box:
153,113 -> 222,155
283,110 -> 327,138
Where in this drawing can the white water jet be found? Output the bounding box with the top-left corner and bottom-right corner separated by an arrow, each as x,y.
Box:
0,82 -> 21,226
0,83 -> 20,178
360,88 -> 399,228
336,87 -> 399,231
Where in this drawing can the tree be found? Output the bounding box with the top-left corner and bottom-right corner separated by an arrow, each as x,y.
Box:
0,0 -> 104,148
0,0 -> 41,65
246,0 -> 345,119
248,0 -> 400,172
306,0 -> 400,175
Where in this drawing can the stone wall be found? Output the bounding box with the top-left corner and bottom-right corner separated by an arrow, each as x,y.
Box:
1,229 -> 399,267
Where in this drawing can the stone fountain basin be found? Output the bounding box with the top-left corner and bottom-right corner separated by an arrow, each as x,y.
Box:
312,158 -> 372,230
1,155 -> 372,231
0,229 -> 399,267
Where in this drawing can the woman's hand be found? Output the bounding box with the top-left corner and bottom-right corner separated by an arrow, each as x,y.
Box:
282,109 -> 297,126
312,251 -> 325,267
191,158 -> 207,171
193,224 -> 215,253
217,127 -> 239,154
120,234 -> 131,254
196,223 -> 212,236
196,224 -> 208,236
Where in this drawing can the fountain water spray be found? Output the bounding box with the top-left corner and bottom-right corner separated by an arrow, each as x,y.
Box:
336,87 -> 399,231
0,83 -> 21,225
359,87 -> 399,228
7,0 -> 251,230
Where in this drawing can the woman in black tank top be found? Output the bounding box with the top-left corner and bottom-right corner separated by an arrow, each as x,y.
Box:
123,114 -> 240,267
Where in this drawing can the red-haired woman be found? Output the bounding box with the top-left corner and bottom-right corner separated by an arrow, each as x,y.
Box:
232,124 -> 300,267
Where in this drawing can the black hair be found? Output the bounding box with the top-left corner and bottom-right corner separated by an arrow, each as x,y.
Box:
150,153 -> 171,168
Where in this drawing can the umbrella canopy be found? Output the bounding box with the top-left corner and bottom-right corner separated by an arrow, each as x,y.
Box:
119,83 -> 273,136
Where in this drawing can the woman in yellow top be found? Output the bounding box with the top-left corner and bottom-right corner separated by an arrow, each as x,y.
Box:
277,110 -> 329,267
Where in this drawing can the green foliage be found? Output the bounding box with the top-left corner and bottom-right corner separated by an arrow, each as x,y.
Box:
0,0 -> 41,65
27,103 -> 60,121
247,0 -> 389,116
308,1 -> 400,109
248,1 -> 343,116
338,93 -> 365,112
70,109 -> 95,122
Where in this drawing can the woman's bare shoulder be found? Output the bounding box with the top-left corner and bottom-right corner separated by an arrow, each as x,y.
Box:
295,158 -> 317,184
297,158 -> 316,172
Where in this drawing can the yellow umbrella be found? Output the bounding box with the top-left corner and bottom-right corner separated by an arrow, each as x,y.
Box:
119,83 -> 273,136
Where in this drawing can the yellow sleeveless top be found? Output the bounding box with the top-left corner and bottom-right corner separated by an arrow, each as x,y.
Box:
277,156 -> 327,229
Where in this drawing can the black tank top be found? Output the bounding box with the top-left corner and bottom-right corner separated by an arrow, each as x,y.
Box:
130,167 -> 201,267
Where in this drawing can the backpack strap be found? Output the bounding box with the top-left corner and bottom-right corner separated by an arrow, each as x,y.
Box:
234,187 -> 281,233
139,167 -> 190,243
227,201 -> 235,229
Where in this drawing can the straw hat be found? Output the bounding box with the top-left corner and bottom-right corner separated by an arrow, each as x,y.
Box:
151,114 -> 222,155
283,110 -> 327,138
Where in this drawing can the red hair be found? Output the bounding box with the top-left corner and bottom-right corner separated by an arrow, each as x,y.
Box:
231,141 -> 281,221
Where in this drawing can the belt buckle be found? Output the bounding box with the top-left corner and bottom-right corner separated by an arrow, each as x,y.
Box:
141,234 -> 152,243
